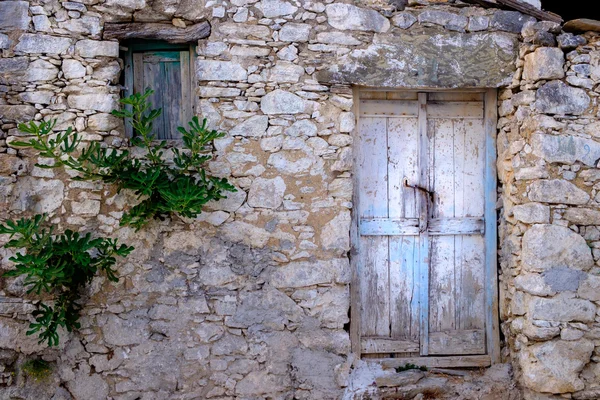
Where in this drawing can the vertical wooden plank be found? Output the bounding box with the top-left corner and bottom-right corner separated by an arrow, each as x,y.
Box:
350,87 -> 361,355
429,118 -> 456,334
485,89 -> 500,363
142,56 -> 165,137
180,50 -> 192,134
162,55 -> 183,139
189,44 -> 198,117
417,93 -> 430,356
388,117 -> 420,342
133,52 -> 144,96
358,117 -> 390,338
123,47 -> 134,138
457,119 -> 486,332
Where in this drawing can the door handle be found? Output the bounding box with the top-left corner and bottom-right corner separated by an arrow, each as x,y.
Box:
403,178 -> 433,233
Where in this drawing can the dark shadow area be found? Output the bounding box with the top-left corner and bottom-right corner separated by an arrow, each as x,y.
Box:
542,0 -> 600,22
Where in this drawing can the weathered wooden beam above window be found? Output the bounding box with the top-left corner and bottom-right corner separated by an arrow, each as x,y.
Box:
103,22 -> 210,44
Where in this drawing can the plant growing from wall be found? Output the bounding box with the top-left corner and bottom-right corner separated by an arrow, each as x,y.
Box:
21,358 -> 53,381
0,215 -> 134,346
13,88 -> 236,230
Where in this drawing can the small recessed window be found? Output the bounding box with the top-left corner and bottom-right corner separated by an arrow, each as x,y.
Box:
121,41 -> 195,140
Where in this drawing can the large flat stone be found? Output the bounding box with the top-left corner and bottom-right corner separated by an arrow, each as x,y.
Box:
0,58 -> 28,85
522,224 -> 593,272
261,90 -> 306,114
534,81 -> 590,115
270,258 -> 350,288
75,40 -> 119,58
523,47 -> 565,81
15,34 -> 72,54
247,176 -> 286,209
528,179 -> 590,205
316,32 -> 517,88
325,3 -> 390,33
532,133 -> 600,167
0,1 -> 30,32
196,60 -> 247,81
564,19 -> 600,33
520,339 -> 593,393
529,295 -> 596,322
67,93 -> 120,113
0,105 -> 36,122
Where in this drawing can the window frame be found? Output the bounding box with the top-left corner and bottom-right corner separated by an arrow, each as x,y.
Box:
120,40 -> 197,139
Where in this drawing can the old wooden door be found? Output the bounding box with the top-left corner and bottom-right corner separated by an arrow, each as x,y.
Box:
122,42 -> 194,140
353,91 -> 499,366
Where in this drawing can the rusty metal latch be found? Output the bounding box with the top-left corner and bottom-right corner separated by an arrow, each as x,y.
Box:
403,177 -> 433,233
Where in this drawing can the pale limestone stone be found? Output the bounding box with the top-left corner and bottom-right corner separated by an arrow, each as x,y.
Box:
339,112 -> 355,133
10,177 -> 64,214
92,60 -> 120,83
32,15 -> 51,32
325,4 -> 390,33
75,40 -> 119,58
520,339 -> 593,393
15,34 -> 72,54
72,199 -> 101,215
418,10 -> 468,30
255,0 -> 298,18
236,371 -> 291,396
531,133 -> 600,167
197,60 -> 247,81
198,264 -> 238,286
62,59 -> 86,79
523,47 -> 565,81
261,90 -> 306,114
522,320 -> 560,340
270,258 -> 350,288
512,203 -> 549,224
230,115 -> 269,137
267,151 -> 313,175
269,62 -> 305,83
468,15 -> 489,32
578,274 -> 600,301
88,113 -> 122,132
332,147 -> 352,172
26,59 -> 59,81
528,179 -> 590,205
315,32 -> 361,46
522,224 -> 593,272
392,12 -> 417,29
230,45 -> 270,57
0,1 -> 30,32
564,208 -> 600,225
248,177 -> 286,209
0,33 -> 10,49
534,81 -> 590,115
228,286 -> 303,329
220,221 -> 270,247
285,119 -> 317,137
277,45 -> 298,61
66,369 -> 109,400
260,136 -> 283,152
205,186 -> 246,212
59,16 -> 102,36
321,211 -> 350,254
18,90 -> 54,105
219,23 -> 271,40
279,23 -> 311,42
529,295 -> 596,323
67,93 -> 120,113
103,314 -> 148,346
514,273 -> 555,296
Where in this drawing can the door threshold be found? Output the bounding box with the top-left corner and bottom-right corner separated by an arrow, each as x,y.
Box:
368,355 -> 491,369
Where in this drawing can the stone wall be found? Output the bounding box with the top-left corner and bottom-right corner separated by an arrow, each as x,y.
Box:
0,0 -> 597,399
498,25 -> 600,400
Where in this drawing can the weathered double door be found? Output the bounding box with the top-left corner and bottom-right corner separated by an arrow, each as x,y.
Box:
355,91 -> 498,363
